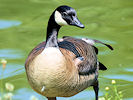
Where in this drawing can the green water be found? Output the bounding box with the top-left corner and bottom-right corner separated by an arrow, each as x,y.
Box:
0,0 -> 133,100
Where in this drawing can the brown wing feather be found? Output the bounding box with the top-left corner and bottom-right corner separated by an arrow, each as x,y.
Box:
25,42 -> 46,70
62,37 -> 97,75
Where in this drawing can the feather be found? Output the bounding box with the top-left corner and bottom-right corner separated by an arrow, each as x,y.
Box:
99,62 -> 107,70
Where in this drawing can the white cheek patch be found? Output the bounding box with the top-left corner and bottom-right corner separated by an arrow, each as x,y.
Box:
54,10 -> 68,26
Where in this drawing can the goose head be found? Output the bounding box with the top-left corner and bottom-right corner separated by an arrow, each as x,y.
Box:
54,5 -> 85,28
46,5 -> 84,47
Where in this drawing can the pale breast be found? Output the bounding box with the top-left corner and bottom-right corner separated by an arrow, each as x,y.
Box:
27,47 -> 68,94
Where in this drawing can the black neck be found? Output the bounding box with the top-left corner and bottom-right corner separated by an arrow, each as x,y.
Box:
46,12 -> 61,48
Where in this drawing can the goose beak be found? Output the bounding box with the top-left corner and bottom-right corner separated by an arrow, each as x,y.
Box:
70,16 -> 85,28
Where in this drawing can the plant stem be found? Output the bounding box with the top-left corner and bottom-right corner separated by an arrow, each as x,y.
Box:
1,68 -> 4,98
114,85 -> 121,100
105,92 -> 109,100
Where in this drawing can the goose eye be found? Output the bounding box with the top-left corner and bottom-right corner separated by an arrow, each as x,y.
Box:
68,13 -> 75,19
62,12 -> 68,16
72,13 -> 75,16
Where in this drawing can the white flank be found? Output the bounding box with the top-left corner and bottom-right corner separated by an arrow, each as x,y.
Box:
55,10 -> 68,26
82,38 -> 95,45
58,38 -> 64,42
41,86 -> 45,92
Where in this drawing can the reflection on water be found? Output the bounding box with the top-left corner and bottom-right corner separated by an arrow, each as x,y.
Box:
104,74 -> 133,82
124,67 -> 133,72
13,88 -> 45,100
0,49 -> 24,59
98,50 -> 111,55
58,90 -> 103,100
29,0 -> 61,4
12,88 -> 103,100
103,66 -> 133,82
125,98 -> 133,100
0,64 -> 24,79
0,20 -> 21,29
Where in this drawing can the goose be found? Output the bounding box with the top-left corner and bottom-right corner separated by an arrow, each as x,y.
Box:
25,5 -> 113,100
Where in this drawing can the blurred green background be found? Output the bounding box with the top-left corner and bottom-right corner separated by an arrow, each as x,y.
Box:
0,0 -> 133,100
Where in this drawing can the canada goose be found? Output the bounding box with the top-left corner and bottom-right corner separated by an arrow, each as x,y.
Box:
25,5 -> 113,100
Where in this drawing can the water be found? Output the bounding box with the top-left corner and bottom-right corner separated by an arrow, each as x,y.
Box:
0,20 -> 21,29
0,63 -> 24,79
0,49 -> 24,59
13,88 -> 44,100
11,88 -> 103,100
0,0 -> 133,100
125,67 -> 133,72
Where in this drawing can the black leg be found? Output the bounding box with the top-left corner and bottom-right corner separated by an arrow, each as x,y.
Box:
47,97 -> 56,100
93,81 -> 99,100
